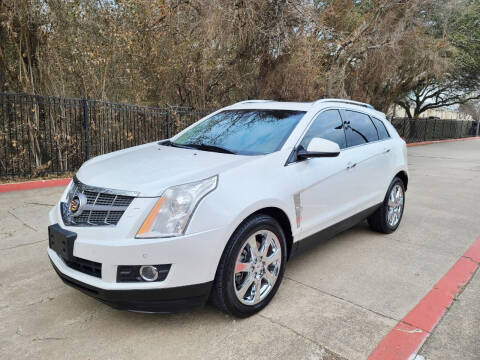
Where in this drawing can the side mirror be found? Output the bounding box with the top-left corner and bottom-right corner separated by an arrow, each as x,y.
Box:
297,138 -> 340,160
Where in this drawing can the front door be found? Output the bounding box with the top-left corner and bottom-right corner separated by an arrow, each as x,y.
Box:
294,109 -> 359,239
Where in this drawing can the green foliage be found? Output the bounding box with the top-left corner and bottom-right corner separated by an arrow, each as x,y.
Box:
448,0 -> 480,81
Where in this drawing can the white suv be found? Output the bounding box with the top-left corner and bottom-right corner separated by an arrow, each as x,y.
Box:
48,99 -> 408,317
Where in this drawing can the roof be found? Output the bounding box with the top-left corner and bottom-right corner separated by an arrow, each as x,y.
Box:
226,100 -> 313,111
226,99 -> 385,118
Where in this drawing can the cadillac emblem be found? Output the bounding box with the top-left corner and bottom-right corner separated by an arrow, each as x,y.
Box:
68,193 -> 87,217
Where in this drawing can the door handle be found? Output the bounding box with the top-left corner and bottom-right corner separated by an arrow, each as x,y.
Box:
384,148 -> 391,153
346,162 -> 357,170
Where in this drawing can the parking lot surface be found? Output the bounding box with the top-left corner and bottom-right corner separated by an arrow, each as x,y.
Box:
1,139 -> 479,360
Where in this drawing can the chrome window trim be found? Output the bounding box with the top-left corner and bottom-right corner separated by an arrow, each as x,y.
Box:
371,116 -> 391,139
285,107 -> 390,166
294,106 -> 391,151
341,109 -> 380,146
339,137 -> 391,152
294,107 -> 346,150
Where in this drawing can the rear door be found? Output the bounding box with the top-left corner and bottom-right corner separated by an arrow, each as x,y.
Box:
341,110 -> 386,212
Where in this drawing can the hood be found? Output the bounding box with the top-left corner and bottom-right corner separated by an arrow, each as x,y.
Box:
76,142 -> 254,196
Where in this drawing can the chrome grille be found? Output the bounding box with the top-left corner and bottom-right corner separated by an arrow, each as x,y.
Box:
95,193 -> 116,205
84,190 -> 99,204
61,177 -> 138,226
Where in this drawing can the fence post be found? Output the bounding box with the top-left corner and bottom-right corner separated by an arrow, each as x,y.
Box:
83,98 -> 89,161
166,108 -> 170,138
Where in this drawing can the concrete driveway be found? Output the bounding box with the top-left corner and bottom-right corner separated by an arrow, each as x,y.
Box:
1,139 -> 479,360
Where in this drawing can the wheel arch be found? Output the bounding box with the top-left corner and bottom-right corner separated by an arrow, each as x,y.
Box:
249,207 -> 294,260
227,205 -> 295,261
395,170 -> 409,190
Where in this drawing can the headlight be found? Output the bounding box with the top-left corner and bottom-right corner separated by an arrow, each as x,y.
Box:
136,176 -> 218,238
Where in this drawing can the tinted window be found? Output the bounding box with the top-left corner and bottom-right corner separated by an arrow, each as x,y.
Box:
372,117 -> 390,140
344,111 -> 378,147
300,110 -> 346,149
174,110 -> 304,155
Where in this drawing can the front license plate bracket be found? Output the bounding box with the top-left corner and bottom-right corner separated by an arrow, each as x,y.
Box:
48,224 -> 77,261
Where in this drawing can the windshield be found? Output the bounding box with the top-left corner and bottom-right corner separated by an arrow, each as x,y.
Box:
172,109 -> 305,155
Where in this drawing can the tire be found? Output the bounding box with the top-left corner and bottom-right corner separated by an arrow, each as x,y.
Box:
368,177 -> 406,234
211,214 -> 287,318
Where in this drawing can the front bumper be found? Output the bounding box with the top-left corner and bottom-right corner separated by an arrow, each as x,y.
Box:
48,201 -> 228,312
50,258 -> 212,312
48,203 -> 228,285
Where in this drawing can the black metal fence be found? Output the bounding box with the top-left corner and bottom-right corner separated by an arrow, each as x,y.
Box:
391,117 -> 478,143
0,93 -> 210,178
0,92 -> 478,179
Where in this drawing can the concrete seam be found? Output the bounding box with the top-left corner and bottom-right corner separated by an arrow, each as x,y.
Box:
0,239 -> 47,251
7,210 -> 38,232
258,313 -> 347,360
284,276 -> 400,323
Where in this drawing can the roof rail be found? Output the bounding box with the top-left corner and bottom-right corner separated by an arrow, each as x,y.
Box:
235,99 -> 274,105
313,98 -> 375,110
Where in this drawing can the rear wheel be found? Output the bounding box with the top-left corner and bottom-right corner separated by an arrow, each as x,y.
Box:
211,214 -> 287,317
368,177 -> 405,234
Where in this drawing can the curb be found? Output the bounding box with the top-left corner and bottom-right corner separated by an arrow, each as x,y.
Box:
407,136 -> 479,147
0,178 -> 71,193
367,237 -> 480,360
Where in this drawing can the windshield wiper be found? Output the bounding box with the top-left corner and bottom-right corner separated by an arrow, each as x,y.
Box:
161,140 -> 196,150
181,143 -> 237,154
162,140 -> 236,154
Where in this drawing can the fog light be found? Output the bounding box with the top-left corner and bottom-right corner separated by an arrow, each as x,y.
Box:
139,265 -> 159,282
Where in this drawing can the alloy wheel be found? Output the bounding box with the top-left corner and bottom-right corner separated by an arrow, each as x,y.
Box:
233,230 -> 282,305
387,184 -> 404,227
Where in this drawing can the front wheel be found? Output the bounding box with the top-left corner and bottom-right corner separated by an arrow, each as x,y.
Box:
211,214 -> 287,317
368,177 -> 405,234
